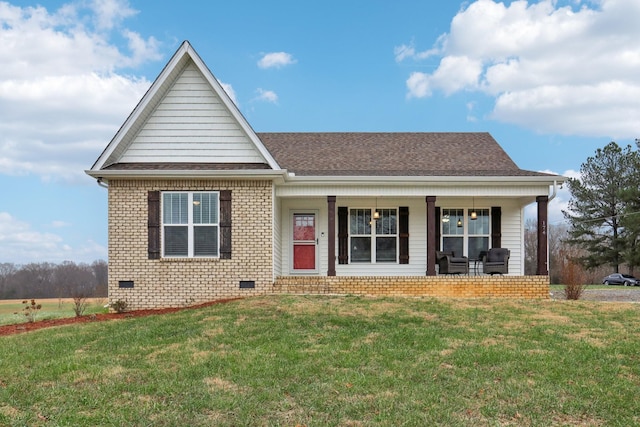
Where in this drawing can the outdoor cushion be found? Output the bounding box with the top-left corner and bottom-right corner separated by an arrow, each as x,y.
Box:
488,248 -> 508,262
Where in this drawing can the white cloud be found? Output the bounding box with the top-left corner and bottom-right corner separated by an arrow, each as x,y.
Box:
257,52 -> 297,69
218,80 -> 239,106
399,0 -> 640,138
0,212 -> 105,263
90,0 -> 137,30
255,88 -> 278,104
0,0 -> 161,182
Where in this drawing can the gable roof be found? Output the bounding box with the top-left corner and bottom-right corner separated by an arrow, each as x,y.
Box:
86,41 -> 562,185
88,41 -> 280,173
258,132 -> 554,177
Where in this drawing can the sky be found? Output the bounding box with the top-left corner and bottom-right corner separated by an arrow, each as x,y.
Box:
1,0 -> 639,264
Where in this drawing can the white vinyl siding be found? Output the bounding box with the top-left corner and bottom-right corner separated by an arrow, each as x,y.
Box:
120,62 -> 266,164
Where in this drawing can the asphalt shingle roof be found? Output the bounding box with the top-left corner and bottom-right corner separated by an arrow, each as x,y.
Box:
257,132 -> 553,177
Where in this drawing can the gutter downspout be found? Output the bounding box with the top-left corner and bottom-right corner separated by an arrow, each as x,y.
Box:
543,179 -> 558,278
97,178 -> 108,189
548,180 -> 558,202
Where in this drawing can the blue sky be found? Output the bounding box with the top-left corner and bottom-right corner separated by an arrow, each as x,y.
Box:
1,0 -> 639,264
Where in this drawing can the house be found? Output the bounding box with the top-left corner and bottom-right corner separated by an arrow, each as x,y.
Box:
87,41 -> 564,310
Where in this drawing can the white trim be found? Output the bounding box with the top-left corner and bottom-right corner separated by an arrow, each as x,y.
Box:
161,191 -> 220,258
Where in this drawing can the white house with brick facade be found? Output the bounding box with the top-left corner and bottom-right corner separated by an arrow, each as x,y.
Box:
87,41 -> 564,310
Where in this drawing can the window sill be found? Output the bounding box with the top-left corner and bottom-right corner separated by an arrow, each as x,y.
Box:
160,257 -> 221,262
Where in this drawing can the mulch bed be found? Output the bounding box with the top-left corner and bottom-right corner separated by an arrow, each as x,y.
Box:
0,298 -> 241,337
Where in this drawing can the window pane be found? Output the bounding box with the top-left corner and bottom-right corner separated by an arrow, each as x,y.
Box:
163,193 -> 187,224
442,209 -> 464,235
193,193 -> 218,225
443,237 -> 463,257
468,237 -> 489,260
350,209 -> 371,235
164,226 -> 188,256
376,209 -> 397,235
293,214 -> 315,241
351,237 -> 371,262
194,226 -> 218,256
468,209 -> 489,234
376,237 -> 396,262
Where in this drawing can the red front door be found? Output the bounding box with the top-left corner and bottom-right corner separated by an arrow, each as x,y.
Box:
293,213 -> 316,271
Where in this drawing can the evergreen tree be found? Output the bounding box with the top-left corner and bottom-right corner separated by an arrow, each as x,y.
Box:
619,140 -> 640,274
563,142 -> 637,272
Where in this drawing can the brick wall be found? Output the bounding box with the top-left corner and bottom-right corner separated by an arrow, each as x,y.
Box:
273,275 -> 550,299
107,179 -> 273,310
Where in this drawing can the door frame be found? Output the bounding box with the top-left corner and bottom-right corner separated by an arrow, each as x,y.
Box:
289,210 -> 319,274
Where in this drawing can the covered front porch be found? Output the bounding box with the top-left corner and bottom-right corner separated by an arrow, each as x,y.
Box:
277,189 -> 553,280
273,275 -> 550,299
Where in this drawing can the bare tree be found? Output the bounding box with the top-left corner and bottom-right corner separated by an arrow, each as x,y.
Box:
524,218 -> 537,275
0,263 -> 18,298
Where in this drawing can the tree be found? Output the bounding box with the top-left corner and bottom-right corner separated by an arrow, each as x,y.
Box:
618,140 -> 640,274
549,223 -> 569,284
524,218 -> 537,275
0,263 -> 17,298
563,142 -> 638,272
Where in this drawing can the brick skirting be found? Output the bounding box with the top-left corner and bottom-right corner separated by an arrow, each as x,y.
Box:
273,275 -> 550,299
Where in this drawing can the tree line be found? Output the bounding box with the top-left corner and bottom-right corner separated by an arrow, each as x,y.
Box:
524,220 -> 610,284
0,260 -> 107,300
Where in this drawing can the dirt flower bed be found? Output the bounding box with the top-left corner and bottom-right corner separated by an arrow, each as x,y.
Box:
0,298 -> 241,337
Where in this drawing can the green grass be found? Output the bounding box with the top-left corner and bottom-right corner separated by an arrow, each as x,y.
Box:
1,295 -> 640,426
0,298 -> 108,326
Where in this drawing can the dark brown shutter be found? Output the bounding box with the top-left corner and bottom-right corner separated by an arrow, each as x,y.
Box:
434,206 -> 441,251
219,190 -> 232,259
338,207 -> 348,264
148,191 -> 160,260
491,206 -> 502,248
399,206 -> 409,264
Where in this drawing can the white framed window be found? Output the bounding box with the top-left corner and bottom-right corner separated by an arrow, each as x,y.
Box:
441,207 -> 490,260
349,208 -> 397,263
162,191 -> 219,257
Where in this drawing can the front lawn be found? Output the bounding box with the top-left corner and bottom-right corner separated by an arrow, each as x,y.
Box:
1,295 -> 639,426
0,298 -> 108,326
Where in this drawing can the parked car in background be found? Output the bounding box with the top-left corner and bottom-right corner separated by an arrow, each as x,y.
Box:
602,273 -> 639,286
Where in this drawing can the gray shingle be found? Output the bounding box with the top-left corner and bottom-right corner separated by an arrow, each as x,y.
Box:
258,132 -> 553,177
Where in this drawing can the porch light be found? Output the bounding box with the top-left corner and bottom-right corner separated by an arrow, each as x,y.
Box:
470,197 -> 477,220
373,198 -> 380,219
457,218 -> 463,227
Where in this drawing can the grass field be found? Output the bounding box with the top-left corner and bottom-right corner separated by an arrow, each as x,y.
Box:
1,295 -> 640,426
0,298 -> 108,326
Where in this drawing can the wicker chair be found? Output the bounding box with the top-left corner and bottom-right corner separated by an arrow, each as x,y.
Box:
482,248 -> 510,275
436,251 -> 469,275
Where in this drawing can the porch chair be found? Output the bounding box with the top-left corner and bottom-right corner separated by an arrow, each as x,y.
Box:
482,248 -> 510,275
436,251 -> 469,275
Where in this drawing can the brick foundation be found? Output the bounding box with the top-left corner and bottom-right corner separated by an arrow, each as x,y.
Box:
273,275 -> 550,299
